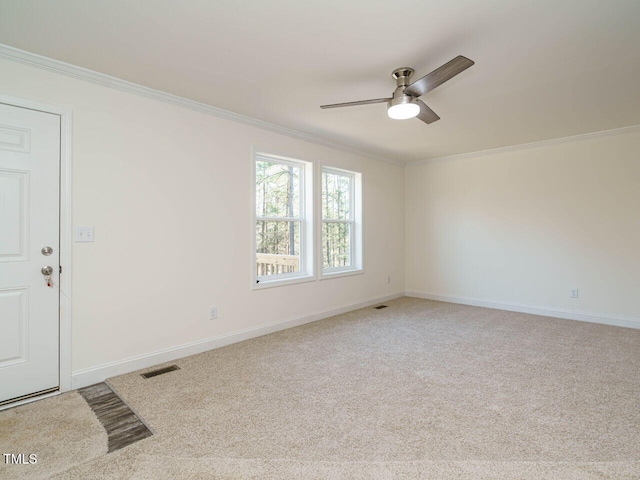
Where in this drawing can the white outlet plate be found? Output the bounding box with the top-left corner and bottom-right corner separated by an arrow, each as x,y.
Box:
570,288 -> 579,298
210,306 -> 218,320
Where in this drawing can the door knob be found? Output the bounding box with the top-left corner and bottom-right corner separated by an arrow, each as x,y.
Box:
41,266 -> 54,276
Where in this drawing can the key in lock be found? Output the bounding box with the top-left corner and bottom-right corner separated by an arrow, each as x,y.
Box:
41,266 -> 54,287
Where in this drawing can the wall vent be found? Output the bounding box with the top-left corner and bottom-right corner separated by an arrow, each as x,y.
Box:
373,305 -> 388,310
141,365 -> 180,379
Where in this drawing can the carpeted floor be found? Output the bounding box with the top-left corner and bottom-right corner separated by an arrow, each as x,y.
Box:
2,297 -> 640,479
0,391 -> 106,480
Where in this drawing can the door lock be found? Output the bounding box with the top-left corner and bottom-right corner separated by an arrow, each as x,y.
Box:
41,246 -> 53,256
41,266 -> 54,287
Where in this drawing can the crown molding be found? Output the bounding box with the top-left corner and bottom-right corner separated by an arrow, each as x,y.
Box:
0,43 -> 402,167
408,123 -> 640,167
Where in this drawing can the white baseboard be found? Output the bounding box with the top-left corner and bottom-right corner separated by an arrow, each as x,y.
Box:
71,292 -> 403,389
405,291 -> 640,330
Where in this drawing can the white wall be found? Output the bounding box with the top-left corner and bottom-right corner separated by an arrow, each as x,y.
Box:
405,130 -> 640,325
0,58 -> 405,378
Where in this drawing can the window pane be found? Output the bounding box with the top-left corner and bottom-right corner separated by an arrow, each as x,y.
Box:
256,161 -> 300,218
322,222 -> 351,268
322,171 -> 351,220
256,220 -> 300,276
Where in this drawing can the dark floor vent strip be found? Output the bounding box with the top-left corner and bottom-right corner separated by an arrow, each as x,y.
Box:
78,383 -> 153,453
141,365 -> 180,379
374,305 -> 388,309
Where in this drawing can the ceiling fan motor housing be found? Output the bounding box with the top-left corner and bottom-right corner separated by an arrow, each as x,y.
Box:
388,67 -> 419,117
391,67 -> 414,87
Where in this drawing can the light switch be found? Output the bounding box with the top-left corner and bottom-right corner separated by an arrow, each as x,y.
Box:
75,226 -> 95,242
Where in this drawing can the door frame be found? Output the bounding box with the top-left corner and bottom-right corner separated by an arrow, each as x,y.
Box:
0,94 -> 73,398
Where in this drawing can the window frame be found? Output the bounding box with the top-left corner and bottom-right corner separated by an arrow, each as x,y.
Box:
252,152 -> 315,289
320,166 -> 363,279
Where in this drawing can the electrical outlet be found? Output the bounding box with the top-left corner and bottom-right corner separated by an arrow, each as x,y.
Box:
387,276 -> 391,284
209,306 -> 218,320
570,288 -> 579,298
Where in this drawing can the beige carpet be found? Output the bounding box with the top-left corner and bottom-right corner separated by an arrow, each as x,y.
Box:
3,297 -> 640,478
0,391 -> 107,480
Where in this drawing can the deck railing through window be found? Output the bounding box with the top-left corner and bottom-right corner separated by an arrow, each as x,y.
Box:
256,253 -> 299,276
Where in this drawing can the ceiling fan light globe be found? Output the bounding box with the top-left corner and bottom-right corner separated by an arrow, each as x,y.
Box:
387,102 -> 420,120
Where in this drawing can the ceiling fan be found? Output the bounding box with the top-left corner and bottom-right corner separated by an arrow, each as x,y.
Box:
320,55 -> 474,124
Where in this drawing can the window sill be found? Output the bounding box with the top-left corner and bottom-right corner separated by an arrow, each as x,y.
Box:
320,268 -> 364,281
253,274 -> 316,290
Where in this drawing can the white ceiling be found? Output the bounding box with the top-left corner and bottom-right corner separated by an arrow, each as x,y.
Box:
1,0 -> 639,163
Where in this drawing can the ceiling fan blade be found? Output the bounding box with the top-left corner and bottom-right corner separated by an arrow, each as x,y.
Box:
404,56 -> 474,97
320,98 -> 391,109
416,99 -> 440,124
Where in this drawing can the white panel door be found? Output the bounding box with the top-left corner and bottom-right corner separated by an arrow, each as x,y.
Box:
0,103 -> 60,405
